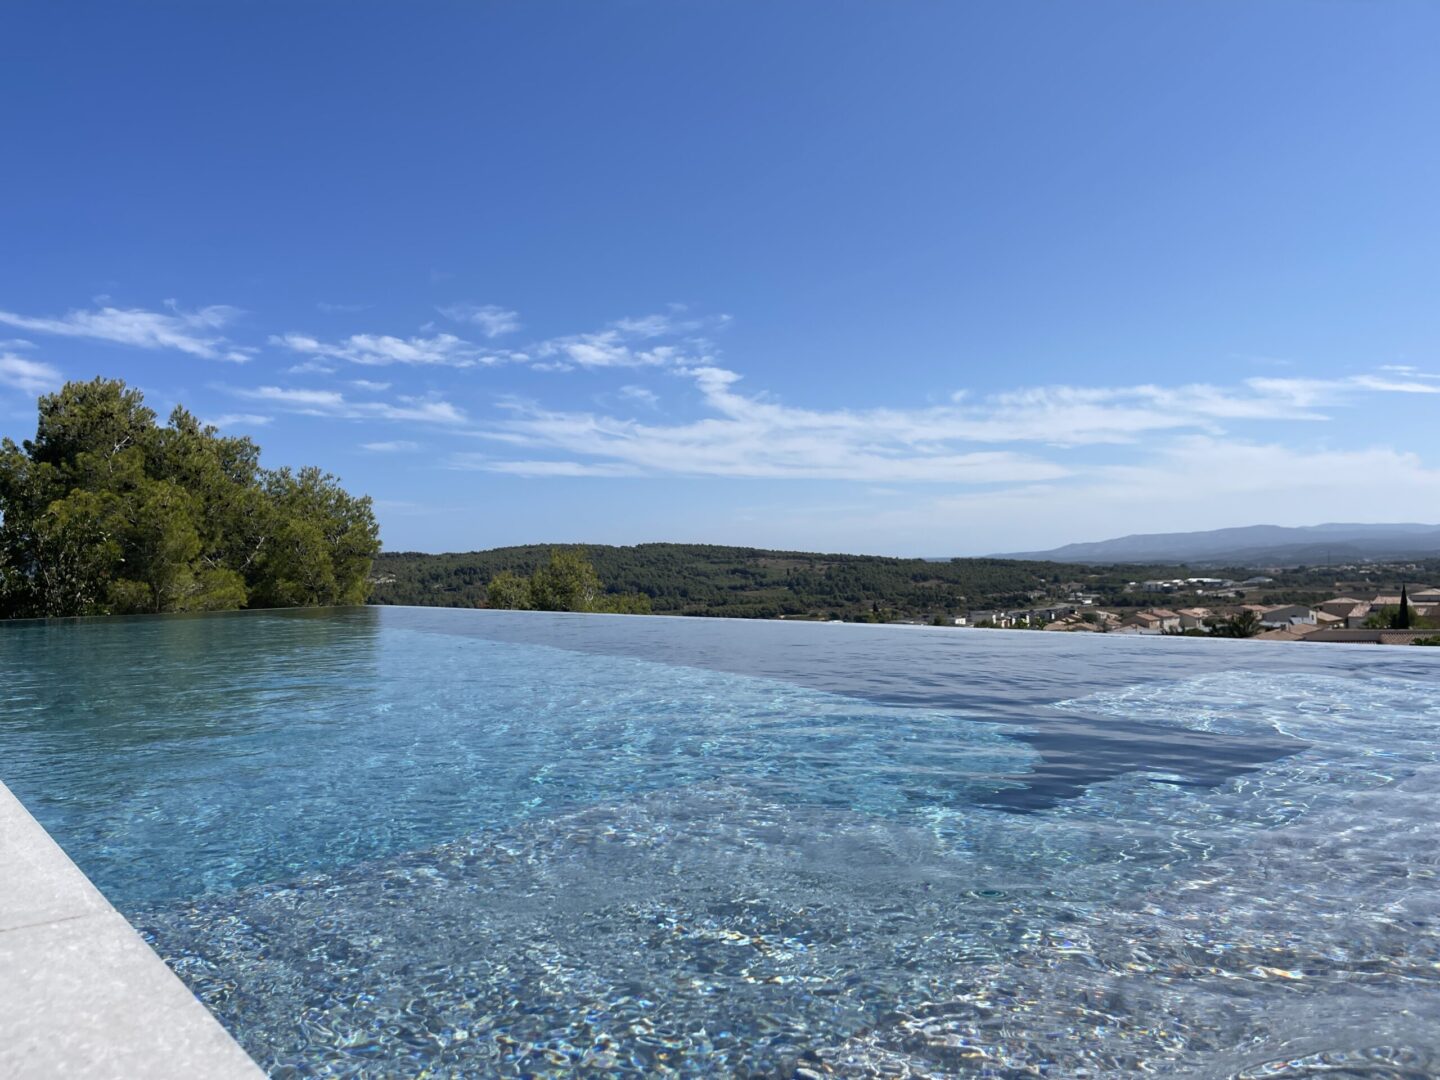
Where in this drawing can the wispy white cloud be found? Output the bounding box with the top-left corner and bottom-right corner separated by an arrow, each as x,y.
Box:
532,311 -> 723,370
271,308 -> 719,378
458,364 -> 1437,484
287,359 -> 339,375
270,331 -> 507,368
438,303 -> 521,338
536,332 -> 679,369
0,353 -> 62,395
1378,364 -> 1440,380
0,302 -> 253,361
1349,374 -> 1440,394
229,385 -> 467,424
351,379 -> 391,391
361,440 -> 421,452
1246,373 -> 1440,403
618,385 -> 659,408
461,366 -> 1070,483
203,413 -> 273,430
450,457 -> 645,478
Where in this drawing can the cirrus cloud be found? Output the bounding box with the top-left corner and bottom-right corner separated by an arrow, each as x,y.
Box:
0,353 -> 62,395
453,363 -> 1440,484
202,413 -> 273,430
229,384 -> 467,424
270,331 -> 506,368
0,301 -> 253,362
438,303 -> 521,338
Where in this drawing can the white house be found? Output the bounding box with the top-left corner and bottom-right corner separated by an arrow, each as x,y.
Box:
1258,604 -> 1317,629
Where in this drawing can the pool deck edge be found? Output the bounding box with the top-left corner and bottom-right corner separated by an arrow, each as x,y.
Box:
0,781 -> 265,1080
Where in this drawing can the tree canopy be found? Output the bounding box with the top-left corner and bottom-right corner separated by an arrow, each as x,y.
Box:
485,548 -> 652,614
0,378 -> 380,618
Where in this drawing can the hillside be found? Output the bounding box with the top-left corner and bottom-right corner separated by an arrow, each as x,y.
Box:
369,543 -> 1154,621
996,523 -> 1440,566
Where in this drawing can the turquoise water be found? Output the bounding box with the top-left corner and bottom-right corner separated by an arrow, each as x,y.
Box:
3,607 -> 1439,1077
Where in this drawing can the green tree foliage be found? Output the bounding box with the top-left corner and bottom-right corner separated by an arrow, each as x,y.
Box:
1364,606 -> 1397,629
1215,609 -> 1263,638
593,591 -> 655,615
528,548 -> 603,611
485,570 -> 531,610
1363,603 -> 1439,631
482,548 -> 652,615
0,378 -> 379,618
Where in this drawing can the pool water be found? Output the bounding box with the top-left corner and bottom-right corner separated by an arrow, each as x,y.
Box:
3,607 -> 1439,1077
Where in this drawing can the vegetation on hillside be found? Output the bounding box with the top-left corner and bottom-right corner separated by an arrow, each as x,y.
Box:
372,545 -> 1440,624
0,378 -> 379,618
485,548 -> 653,614
371,544 -> 1164,621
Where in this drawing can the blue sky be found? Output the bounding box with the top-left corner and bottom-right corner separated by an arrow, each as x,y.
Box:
2,1 -> 1438,555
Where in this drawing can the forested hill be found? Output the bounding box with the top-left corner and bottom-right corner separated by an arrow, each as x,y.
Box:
369,544 -> 1146,621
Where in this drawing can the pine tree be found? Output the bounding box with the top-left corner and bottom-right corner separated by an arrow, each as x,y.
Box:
0,379 -> 380,618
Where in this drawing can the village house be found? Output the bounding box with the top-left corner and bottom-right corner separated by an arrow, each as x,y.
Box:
968,610 -> 1022,628
1028,605 -> 1076,623
1045,617 -> 1098,632
1256,604 -> 1318,629
1340,602 -> 1373,628
1149,608 -> 1183,631
1042,609 -> 1116,632
1175,607 -> 1211,630
1117,609 -> 1179,633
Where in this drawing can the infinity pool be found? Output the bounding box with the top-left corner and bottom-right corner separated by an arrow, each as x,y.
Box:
3,607 -> 1439,1077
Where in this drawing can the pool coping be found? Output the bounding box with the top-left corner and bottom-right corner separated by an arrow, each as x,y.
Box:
0,781 -> 264,1080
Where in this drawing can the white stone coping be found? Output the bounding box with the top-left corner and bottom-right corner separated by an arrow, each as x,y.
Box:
0,781 -> 265,1079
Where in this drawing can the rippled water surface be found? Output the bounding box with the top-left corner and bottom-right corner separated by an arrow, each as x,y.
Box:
3,607 -> 1439,1077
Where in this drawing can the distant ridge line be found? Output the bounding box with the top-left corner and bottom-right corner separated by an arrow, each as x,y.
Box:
993,522 -> 1440,566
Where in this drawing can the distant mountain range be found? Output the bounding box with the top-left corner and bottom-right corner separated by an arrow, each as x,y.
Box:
995,523 -> 1440,566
